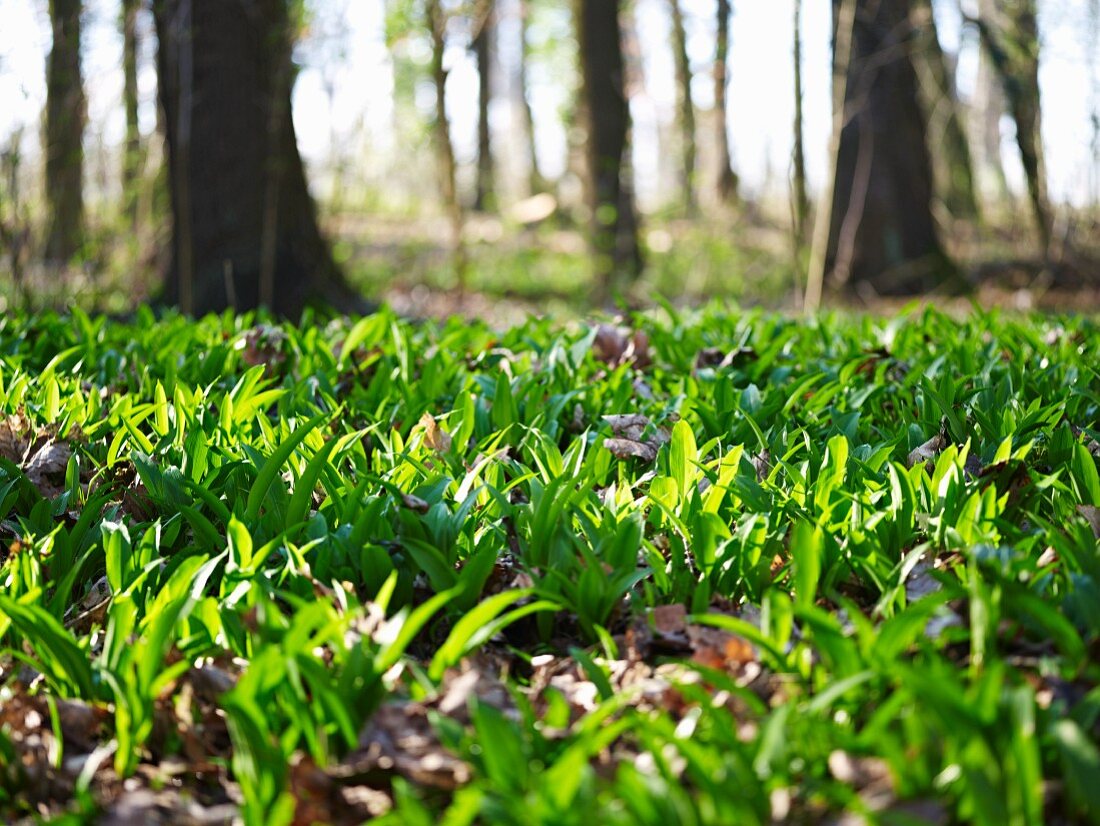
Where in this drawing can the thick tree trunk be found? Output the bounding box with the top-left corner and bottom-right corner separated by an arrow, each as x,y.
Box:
44,0 -> 85,264
792,0 -> 809,242
427,0 -> 468,288
576,0 -> 642,297
819,0 -> 951,296
713,0 -> 738,203
975,0 -> 1052,252
122,0 -> 141,228
473,0 -> 496,212
153,0 -> 358,317
668,0 -> 696,213
911,0 -> 979,221
517,0 -> 543,195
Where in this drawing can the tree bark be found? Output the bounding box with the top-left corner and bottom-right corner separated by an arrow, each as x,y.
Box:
44,0 -> 85,264
576,0 -> 642,297
911,0 -> 979,221
713,0 -> 738,203
153,0 -> 359,317
816,0 -> 951,297
473,0 -> 496,212
973,0 -> 1052,252
516,0 -> 543,195
121,0 -> 141,227
971,0 -> 1009,201
792,0 -> 809,241
427,0 -> 468,288
668,0 -> 696,213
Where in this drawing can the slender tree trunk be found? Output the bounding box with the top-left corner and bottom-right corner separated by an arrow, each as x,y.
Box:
576,0 -> 642,298
427,0 -> 468,288
44,0 -> 85,264
911,0 -> 979,221
792,0 -> 809,242
974,0 -> 1052,252
810,0 -> 951,301
668,0 -> 696,213
1090,0 -> 1099,211
473,0 -> 496,212
971,0 -> 1009,201
121,0 -> 141,228
153,0 -> 359,317
713,0 -> 738,203
517,0 -> 542,195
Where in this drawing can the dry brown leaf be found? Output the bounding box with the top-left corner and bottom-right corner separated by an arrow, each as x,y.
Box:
400,493 -> 431,513
694,348 -> 726,369
0,411 -> 31,463
239,323 -> 289,369
693,347 -> 756,372
593,325 -> 651,368
827,750 -> 896,811
906,432 -> 947,469
686,625 -> 756,672
342,701 -> 472,790
751,450 -> 772,481
603,414 -> 651,442
569,404 -> 586,433
99,788 -> 238,826
905,560 -> 940,602
418,412 -> 452,453
1077,505 -> 1100,539
651,604 -> 688,635
604,438 -> 658,463
25,439 -> 71,498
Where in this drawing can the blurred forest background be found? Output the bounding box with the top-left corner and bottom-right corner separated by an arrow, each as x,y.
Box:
0,0 -> 1098,320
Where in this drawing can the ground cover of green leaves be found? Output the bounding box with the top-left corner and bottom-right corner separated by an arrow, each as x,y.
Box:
0,305 -> 1098,825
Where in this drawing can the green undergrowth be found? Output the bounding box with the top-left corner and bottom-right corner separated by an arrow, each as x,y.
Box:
0,303 -> 1098,824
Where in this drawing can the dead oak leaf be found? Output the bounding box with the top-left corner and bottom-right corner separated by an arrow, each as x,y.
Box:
593,324 -> 651,369
604,438 -> 658,463
1077,505 -> 1100,539
603,414 -> 652,442
25,439 -> 71,498
418,412 -> 452,453
906,432 -> 947,469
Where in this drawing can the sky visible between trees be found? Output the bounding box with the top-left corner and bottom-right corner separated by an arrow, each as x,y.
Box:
0,0 -> 1097,207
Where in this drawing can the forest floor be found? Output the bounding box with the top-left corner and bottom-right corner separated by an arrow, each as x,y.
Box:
0,304 -> 1098,824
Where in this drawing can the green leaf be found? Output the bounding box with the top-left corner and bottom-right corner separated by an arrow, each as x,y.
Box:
245,410 -> 332,524
790,520 -> 823,611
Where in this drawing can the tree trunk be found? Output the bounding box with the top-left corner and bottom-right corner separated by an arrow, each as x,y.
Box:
122,0 -> 141,228
517,0 -> 543,195
668,0 -> 696,213
427,0 -> 468,288
974,0 -> 1052,252
815,0 -> 951,298
911,0 -> 979,221
792,0 -> 809,242
473,0 -> 496,212
1090,0 -> 1099,211
713,0 -> 738,203
44,0 -> 85,264
576,0 -> 642,298
971,0 -> 1009,201
153,0 -> 358,317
